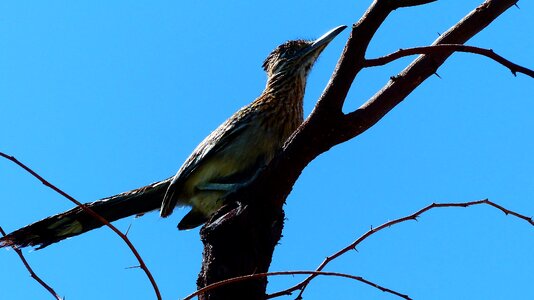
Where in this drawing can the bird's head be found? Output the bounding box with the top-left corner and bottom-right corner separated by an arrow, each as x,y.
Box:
262,25 -> 347,80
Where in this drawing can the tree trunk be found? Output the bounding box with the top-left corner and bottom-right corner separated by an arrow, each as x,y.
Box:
197,200 -> 285,300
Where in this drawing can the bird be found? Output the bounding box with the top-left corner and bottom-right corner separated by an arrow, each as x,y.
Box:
0,25 -> 347,249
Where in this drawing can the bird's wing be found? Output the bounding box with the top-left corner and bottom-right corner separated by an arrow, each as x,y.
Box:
160,106 -> 255,216
175,108 -> 254,182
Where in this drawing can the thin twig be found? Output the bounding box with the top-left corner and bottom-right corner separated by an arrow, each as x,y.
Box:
0,226 -> 62,300
364,44 -> 534,77
0,152 -> 162,300
183,270 -> 411,300
269,199 -> 534,298
396,0 -> 437,8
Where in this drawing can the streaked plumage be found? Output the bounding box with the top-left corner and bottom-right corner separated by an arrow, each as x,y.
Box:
161,26 -> 347,228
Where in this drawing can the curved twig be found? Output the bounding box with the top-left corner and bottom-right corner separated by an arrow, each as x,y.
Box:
184,270 -> 411,300
0,226 -> 62,300
0,152 -> 161,300
269,199 -> 534,298
364,44 -> 534,77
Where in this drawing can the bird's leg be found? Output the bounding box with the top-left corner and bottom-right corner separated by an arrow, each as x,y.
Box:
196,183 -> 237,192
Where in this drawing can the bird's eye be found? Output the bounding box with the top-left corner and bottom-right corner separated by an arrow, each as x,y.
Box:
283,50 -> 296,59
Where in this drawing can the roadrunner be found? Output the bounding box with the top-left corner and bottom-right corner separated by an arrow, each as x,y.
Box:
1,25 -> 346,249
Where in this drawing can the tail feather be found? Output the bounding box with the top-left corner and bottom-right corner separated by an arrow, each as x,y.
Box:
0,178 -> 172,249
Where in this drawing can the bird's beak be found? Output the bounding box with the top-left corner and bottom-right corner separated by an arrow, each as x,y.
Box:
301,25 -> 347,60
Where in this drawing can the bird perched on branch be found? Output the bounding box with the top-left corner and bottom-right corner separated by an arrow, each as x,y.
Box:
1,25 -> 346,249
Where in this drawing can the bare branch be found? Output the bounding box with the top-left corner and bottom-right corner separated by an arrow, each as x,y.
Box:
364,44 -> 534,77
0,152 -> 162,300
272,199 -> 534,298
342,0 -> 520,132
314,0 -> 438,113
0,226 -> 62,300
185,270 -> 411,300
396,0 -> 437,8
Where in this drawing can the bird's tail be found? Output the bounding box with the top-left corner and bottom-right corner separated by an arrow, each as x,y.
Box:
0,178 -> 172,250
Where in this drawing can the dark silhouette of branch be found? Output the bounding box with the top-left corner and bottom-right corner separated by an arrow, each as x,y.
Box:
396,0 -> 437,7
269,199 -> 534,299
334,0 -> 522,139
199,0 -> 528,298
0,152 -> 162,300
185,271 -> 411,300
364,44 -> 534,77
0,226 -> 62,300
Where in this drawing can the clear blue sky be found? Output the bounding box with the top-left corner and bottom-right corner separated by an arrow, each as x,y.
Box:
1,1 -> 533,299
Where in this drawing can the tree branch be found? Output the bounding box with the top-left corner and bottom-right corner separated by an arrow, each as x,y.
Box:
315,0 -> 437,114
342,0 -> 520,136
0,226 -> 62,300
200,0 -> 527,298
0,152 -> 161,300
396,0 -> 437,8
185,270 -> 411,300
364,44 -> 534,77
271,199 -> 534,299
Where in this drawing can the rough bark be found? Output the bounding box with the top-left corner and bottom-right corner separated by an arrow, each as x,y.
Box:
198,201 -> 284,300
